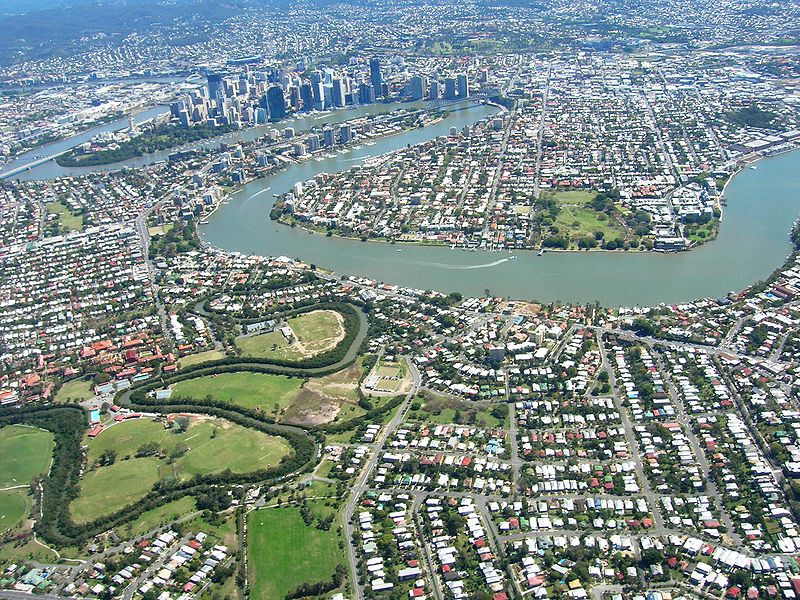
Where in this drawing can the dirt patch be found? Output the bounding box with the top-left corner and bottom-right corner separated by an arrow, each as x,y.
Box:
497,300 -> 541,315
286,310 -> 346,358
280,388 -> 343,427
280,362 -> 363,427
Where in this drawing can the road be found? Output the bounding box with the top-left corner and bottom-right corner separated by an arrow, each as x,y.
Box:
342,358 -> 421,600
596,329 -> 665,534
653,350 -> 742,547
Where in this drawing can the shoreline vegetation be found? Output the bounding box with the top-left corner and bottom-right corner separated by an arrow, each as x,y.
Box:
227,138 -> 800,256
55,121 -> 239,167
50,99 -> 468,171
271,189 -> 717,254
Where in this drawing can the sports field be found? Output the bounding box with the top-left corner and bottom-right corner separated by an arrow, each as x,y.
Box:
0,425 -> 54,488
177,349 -> 226,368
235,309 -> 345,360
171,372 -> 302,414
70,458 -> 159,523
248,503 -> 345,600
553,190 -> 595,204
55,378 -> 95,402
0,491 -> 31,531
46,202 -> 83,231
70,417 -> 291,523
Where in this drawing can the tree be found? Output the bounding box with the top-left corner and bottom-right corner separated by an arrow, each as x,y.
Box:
136,442 -> 161,458
174,416 -> 190,433
99,449 -> 116,466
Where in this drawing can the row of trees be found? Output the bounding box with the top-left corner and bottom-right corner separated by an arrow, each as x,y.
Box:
0,401 -> 316,547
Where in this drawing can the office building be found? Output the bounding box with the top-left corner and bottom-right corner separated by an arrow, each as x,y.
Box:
340,124 -> 353,144
359,83 -> 375,105
444,77 -> 457,100
207,73 -> 225,101
457,73 -> 469,98
266,85 -> 286,120
369,58 -> 383,97
428,80 -> 439,101
299,82 -> 314,111
409,75 -> 426,101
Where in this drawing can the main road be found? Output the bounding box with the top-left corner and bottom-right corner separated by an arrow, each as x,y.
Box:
342,358 -> 421,600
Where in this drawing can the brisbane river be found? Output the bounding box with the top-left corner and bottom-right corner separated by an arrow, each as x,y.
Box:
200,102 -> 800,306
7,99 -> 799,307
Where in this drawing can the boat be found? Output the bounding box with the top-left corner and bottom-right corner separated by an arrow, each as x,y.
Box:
509,255 -> 517,260
396,249 -> 402,252
750,165 -> 757,170
538,249 -> 545,256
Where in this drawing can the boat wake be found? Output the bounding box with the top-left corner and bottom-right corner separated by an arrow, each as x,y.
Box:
246,187 -> 271,202
415,257 -> 510,270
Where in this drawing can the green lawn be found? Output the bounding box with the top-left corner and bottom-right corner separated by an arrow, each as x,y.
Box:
55,378 -> 95,403
178,349 -> 226,369
0,490 -> 32,531
235,310 -> 344,360
235,331 -> 301,360
248,503 -> 345,600
408,399 -> 507,428
171,372 -> 303,414
554,190 -> 595,205
71,417 -> 291,523
46,202 -> 83,231
71,458 -> 159,523
0,425 -> 54,488
118,496 -> 197,539
554,205 -> 626,247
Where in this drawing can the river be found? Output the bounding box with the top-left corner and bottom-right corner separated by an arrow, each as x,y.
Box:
199,104 -> 800,307
4,100 -> 441,181
6,96 -> 799,307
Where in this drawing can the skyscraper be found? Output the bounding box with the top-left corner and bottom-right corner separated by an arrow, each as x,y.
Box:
331,78 -> 346,108
312,81 -> 326,111
299,83 -> 314,111
288,86 -> 301,111
428,80 -> 439,101
444,78 -> 457,101
369,58 -> 382,98
457,74 -> 469,99
408,75 -> 426,101
340,125 -> 353,144
207,73 -> 224,101
359,83 -> 375,105
266,86 -> 286,121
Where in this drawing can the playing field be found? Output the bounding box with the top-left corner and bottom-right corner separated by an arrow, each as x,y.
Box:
171,372 -> 302,415
70,417 -> 291,523
177,349 -> 226,369
554,205 -> 626,246
248,504 -> 345,600
0,425 -> 54,488
235,309 -> 345,360
46,202 -> 83,231
70,457 -> 159,523
0,490 -> 31,531
554,190 -> 595,204
55,378 -> 95,403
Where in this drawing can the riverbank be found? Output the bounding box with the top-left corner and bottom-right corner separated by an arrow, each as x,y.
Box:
199,110 -> 800,307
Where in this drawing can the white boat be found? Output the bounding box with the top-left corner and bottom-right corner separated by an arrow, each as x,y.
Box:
750,165 -> 757,170
538,249 -> 545,256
